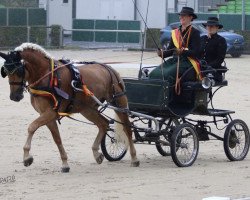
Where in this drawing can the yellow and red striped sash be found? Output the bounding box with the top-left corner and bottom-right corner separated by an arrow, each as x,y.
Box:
171,29 -> 202,80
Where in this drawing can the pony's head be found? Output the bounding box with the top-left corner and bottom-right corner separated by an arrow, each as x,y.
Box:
0,51 -> 25,102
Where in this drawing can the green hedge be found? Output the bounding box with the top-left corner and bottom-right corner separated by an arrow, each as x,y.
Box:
50,25 -> 62,47
0,26 -> 27,47
235,30 -> 250,53
0,25 -> 63,48
30,26 -> 47,45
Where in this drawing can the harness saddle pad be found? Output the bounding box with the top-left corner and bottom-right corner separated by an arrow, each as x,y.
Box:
59,59 -> 83,89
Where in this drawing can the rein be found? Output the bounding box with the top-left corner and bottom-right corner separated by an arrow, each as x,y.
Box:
27,61 -> 73,88
174,27 -> 192,95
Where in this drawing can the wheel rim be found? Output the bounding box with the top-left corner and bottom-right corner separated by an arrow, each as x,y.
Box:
227,122 -> 249,159
104,131 -> 127,159
174,127 -> 198,166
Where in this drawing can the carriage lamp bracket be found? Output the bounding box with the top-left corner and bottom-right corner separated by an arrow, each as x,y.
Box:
223,116 -> 229,124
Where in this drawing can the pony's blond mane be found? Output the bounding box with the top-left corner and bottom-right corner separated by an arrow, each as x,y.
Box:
14,43 -> 52,59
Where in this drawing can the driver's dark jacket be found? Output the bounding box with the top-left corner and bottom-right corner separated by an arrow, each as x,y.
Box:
163,25 -> 200,59
200,33 -> 227,69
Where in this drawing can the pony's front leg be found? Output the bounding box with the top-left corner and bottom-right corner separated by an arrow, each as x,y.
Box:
46,121 -> 70,173
23,110 -> 57,168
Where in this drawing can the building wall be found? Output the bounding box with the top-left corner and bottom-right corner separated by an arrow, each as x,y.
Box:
40,0 -> 72,30
76,0 -> 169,29
136,0 -> 167,29
76,0 -> 134,20
39,0 -> 229,31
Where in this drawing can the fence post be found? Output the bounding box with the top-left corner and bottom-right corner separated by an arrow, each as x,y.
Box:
6,8 -> 9,26
93,20 -> 96,42
27,26 -> 30,42
60,26 -> 63,47
26,8 -> 29,26
242,0 -> 246,31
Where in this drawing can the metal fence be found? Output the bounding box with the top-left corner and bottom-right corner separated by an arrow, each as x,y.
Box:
63,28 -> 142,49
61,19 -> 142,49
0,25 -> 142,49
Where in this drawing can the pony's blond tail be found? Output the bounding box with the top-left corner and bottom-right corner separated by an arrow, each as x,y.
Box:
114,113 -> 129,149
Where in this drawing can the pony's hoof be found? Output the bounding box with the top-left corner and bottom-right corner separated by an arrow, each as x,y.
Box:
61,167 -> 70,173
96,153 -> 104,164
23,156 -> 34,167
131,160 -> 140,167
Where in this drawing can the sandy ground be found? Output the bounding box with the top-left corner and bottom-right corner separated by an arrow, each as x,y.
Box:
0,49 -> 250,200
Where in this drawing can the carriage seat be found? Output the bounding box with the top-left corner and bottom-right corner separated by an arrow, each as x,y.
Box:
182,62 -> 228,89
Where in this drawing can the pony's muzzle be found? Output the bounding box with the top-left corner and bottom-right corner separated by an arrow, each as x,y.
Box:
10,92 -> 24,102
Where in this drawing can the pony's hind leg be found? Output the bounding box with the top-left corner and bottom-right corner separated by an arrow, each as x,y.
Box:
46,120 -> 70,173
80,108 -> 109,164
115,111 -> 140,167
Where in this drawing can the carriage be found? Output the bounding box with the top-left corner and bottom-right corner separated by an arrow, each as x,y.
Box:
101,64 -> 250,167
1,43 -> 249,171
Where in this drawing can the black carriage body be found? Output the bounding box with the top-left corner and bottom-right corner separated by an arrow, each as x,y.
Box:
123,78 -> 169,116
123,78 -> 209,117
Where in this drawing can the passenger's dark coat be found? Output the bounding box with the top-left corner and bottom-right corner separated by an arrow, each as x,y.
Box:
200,33 -> 227,69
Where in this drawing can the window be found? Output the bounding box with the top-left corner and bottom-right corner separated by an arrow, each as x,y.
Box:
63,0 -> 68,3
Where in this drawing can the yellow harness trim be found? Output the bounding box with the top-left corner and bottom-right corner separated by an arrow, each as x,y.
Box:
49,59 -> 55,87
171,29 -> 202,80
29,87 -> 58,110
58,112 -> 72,117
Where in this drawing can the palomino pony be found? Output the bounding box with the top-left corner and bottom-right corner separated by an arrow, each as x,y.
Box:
0,43 -> 139,172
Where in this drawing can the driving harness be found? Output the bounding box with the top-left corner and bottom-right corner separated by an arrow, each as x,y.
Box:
28,59 -> 125,116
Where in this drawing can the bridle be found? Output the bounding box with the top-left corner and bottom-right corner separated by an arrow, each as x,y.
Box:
1,59 -> 26,89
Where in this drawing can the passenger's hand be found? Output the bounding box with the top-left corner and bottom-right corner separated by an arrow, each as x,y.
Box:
157,49 -> 163,58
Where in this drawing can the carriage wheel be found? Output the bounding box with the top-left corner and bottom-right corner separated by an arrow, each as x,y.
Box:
101,129 -> 127,161
170,123 -> 199,167
156,118 -> 180,156
223,119 -> 250,161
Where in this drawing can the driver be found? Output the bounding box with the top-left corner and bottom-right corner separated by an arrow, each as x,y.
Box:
200,17 -> 227,82
149,7 -> 201,85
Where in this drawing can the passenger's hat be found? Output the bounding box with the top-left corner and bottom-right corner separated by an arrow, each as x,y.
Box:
202,17 -> 223,29
179,7 -> 197,19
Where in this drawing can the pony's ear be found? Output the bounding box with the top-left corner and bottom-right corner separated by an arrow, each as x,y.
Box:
0,52 -> 8,60
1,67 -> 7,78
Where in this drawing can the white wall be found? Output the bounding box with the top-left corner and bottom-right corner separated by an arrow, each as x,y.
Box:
136,0 -> 167,29
76,0 -> 170,29
76,0 -> 134,20
167,0 -> 175,13
40,0 -> 72,30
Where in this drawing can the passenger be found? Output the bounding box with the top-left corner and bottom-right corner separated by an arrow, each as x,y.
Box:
200,17 -> 227,82
149,7 -> 201,86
